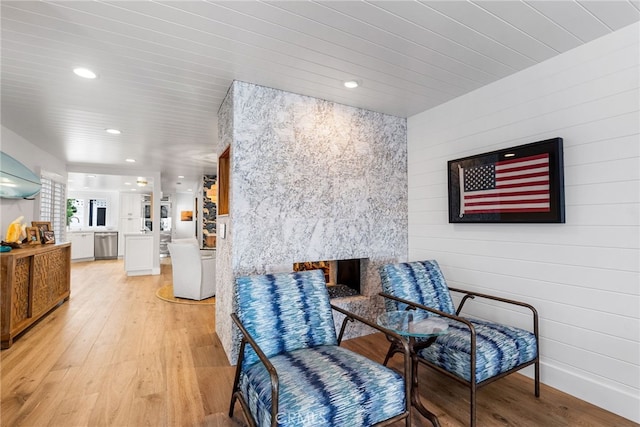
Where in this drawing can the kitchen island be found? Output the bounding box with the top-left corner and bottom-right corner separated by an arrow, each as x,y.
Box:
123,232 -> 157,276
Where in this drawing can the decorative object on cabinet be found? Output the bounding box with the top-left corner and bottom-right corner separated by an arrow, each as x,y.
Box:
180,210 -> 193,221
31,221 -> 51,231
0,243 -> 71,348
25,227 -> 41,245
448,137 -> 564,223
0,151 -> 42,199
31,221 -> 51,234
5,216 -> 27,243
0,241 -> 22,249
42,230 -> 55,244
31,221 -> 51,242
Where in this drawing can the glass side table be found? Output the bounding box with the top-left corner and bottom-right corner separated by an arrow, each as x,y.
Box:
377,310 -> 449,427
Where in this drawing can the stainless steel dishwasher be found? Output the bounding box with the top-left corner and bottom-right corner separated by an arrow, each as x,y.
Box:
94,231 -> 118,260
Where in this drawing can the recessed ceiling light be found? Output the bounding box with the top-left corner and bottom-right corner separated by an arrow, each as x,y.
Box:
87,175 -> 96,178
344,80 -> 359,89
504,153 -> 516,158
188,189 -> 192,192
125,158 -> 136,163
73,67 -> 97,79
178,175 -> 185,179
105,128 -> 121,135
124,182 -> 131,185
131,188 -> 137,191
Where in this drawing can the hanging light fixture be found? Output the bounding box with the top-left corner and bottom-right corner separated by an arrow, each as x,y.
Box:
136,177 -> 148,187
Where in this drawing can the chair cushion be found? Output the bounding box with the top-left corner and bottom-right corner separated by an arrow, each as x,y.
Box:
417,317 -> 538,383
236,270 -> 338,367
380,260 -> 456,316
240,345 -> 406,427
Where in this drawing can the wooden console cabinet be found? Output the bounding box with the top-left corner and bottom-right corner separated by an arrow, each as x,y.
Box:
0,242 -> 71,349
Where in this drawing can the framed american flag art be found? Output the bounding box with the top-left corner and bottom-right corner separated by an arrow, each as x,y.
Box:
448,138 -> 565,223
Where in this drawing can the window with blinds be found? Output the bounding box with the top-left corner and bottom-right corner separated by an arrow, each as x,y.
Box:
39,177 -> 66,243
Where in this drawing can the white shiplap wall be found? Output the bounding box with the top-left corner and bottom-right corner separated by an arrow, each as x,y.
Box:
407,23 -> 639,422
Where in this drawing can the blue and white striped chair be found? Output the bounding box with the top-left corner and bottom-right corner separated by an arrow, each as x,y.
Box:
379,260 -> 539,427
229,269 -> 411,427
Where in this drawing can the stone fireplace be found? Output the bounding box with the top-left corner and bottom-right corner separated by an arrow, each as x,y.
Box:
293,259 -> 362,298
215,81 -> 408,363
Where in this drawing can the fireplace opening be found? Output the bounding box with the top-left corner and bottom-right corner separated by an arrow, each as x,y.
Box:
292,259 -> 361,299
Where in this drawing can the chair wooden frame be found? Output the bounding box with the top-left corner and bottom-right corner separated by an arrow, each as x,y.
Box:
229,304 -> 413,427
380,289 -> 539,427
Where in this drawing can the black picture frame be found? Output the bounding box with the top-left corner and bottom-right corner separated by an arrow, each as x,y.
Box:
42,230 -> 56,244
448,137 -> 565,223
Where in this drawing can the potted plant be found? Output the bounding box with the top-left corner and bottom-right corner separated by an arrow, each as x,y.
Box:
66,198 -> 77,226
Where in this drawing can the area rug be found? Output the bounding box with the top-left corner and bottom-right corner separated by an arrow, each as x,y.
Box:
156,284 -> 216,305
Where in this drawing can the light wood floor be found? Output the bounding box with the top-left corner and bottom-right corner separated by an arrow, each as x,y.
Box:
1,259 -> 636,427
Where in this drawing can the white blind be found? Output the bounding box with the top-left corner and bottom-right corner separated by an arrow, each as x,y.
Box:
39,177 -> 66,243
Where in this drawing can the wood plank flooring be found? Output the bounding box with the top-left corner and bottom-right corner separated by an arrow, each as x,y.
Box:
1,259 -> 635,426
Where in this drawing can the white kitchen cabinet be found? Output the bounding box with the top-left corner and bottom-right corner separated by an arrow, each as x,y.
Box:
124,233 -> 154,276
120,217 -> 142,233
69,232 -> 95,260
120,193 -> 142,217
119,193 -> 143,256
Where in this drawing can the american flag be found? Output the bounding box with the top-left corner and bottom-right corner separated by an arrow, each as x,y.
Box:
459,153 -> 550,216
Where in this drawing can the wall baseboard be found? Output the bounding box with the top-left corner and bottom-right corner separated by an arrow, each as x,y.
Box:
535,362 -> 640,423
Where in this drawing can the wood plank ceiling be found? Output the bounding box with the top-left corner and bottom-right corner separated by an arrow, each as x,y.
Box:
2,1 -> 639,194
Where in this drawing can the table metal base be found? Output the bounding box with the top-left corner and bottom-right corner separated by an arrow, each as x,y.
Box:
384,336 -> 441,427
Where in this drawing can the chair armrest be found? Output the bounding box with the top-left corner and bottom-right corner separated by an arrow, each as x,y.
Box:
448,287 -> 538,337
449,286 -> 537,312
331,304 -> 410,349
378,292 -> 476,334
231,313 -> 280,423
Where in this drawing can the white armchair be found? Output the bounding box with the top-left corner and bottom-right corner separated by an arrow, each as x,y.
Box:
167,241 -> 216,300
